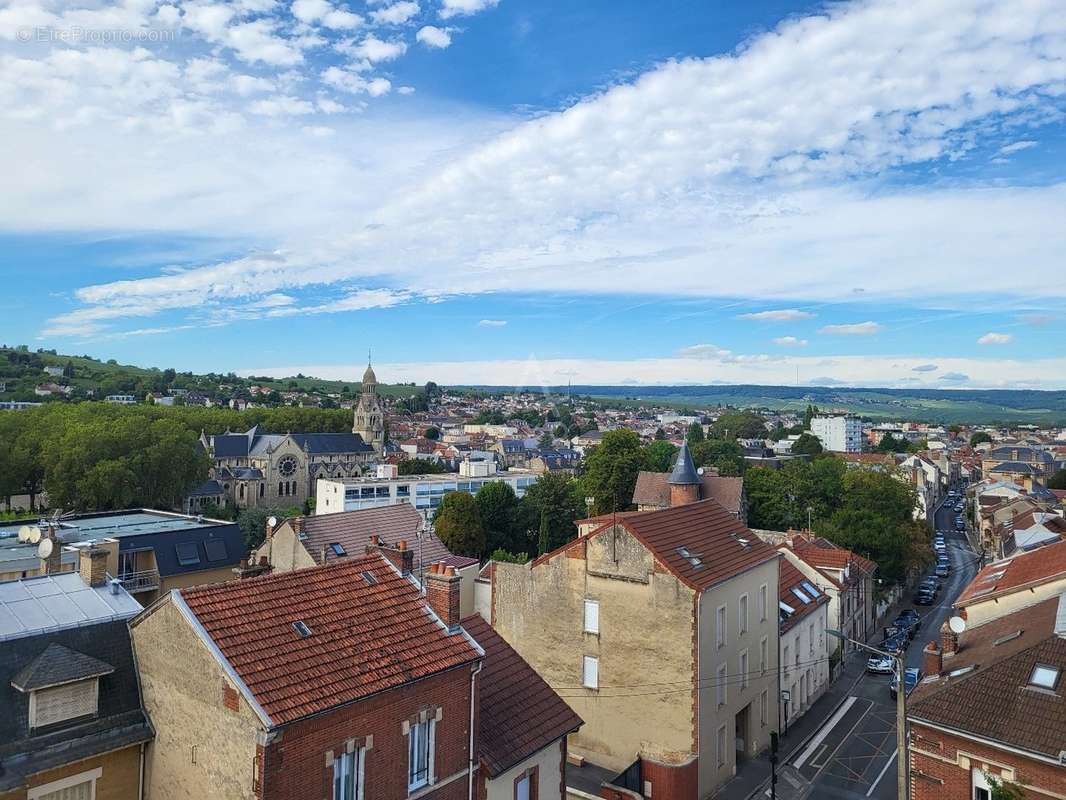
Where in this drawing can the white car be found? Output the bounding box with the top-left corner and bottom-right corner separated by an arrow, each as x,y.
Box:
867,656 -> 894,674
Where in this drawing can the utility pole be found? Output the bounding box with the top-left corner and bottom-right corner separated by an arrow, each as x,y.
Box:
769,731 -> 778,800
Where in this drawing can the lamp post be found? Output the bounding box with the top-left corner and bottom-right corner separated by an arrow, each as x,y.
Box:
826,629 -> 908,800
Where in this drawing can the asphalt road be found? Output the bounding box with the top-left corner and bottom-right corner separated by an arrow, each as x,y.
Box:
776,487 -> 980,800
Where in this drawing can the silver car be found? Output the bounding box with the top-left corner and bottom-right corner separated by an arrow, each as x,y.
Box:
867,656 -> 894,674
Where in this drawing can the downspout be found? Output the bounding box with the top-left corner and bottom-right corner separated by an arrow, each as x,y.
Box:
138,741 -> 145,800
468,661 -> 484,800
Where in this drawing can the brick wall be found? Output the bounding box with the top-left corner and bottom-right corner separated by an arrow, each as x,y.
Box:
910,722 -> 1066,799
262,664 -> 476,800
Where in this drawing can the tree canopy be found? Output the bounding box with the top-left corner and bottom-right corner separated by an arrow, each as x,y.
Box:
710,411 -> 768,440
1049,468 -> 1066,490
433,492 -> 486,558
970,431 -> 993,446
691,438 -> 747,476
516,472 -> 585,555
790,433 -> 824,457
475,481 -> 520,556
398,458 -> 447,475
581,429 -> 646,515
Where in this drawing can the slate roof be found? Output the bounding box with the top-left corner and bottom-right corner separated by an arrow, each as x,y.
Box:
631,471 -> 745,517
909,594 -> 1066,760
188,478 -> 225,497
591,500 -> 778,592
120,521 -> 245,578
209,428 -> 372,458
294,504 -> 452,573
988,461 -> 1043,475
987,446 -> 1054,465
179,554 -> 481,726
668,442 -> 700,485
11,642 -> 115,691
462,615 -> 582,776
956,539 -> 1066,607
0,619 -> 151,791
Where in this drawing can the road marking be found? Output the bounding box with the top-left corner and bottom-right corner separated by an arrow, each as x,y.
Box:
794,696 -> 857,769
808,744 -> 829,768
866,748 -> 897,797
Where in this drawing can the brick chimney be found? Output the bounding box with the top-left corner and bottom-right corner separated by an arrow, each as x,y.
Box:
78,546 -> 109,588
366,538 -> 414,577
290,517 -> 304,536
923,639 -> 942,676
232,555 -> 273,579
425,562 -> 461,633
940,622 -> 958,658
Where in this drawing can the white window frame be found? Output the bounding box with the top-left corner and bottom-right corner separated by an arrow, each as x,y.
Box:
739,649 -> 749,690
582,656 -> 599,690
738,593 -> 749,636
29,679 -> 99,730
407,719 -> 435,793
28,767 -> 102,800
758,583 -> 768,622
716,724 -> 727,768
716,663 -> 727,707
759,636 -> 768,675
716,604 -> 727,649
333,747 -> 365,800
808,622 -> 815,655
583,599 -> 600,634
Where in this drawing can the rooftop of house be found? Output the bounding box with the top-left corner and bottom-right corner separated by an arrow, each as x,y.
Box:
778,555 -> 829,632
631,470 -> 745,517
208,425 -> 373,458
461,615 -> 582,777
0,616 -> 151,791
956,539 -> 1066,607
0,572 -> 141,641
909,594 -> 1066,761
177,554 -> 482,726
788,534 -> 877,579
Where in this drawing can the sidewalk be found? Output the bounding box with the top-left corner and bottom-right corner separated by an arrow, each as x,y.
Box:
716,653 -> 868,799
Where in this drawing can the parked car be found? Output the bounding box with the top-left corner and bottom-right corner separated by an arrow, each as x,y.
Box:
935,564 -> 950,577
867,656 -> 894,674
914,589 -> 935,605
920,578 -> 940,595
890,667 -> 923,699
881,634 -> 908,655
896,610 -> 921,630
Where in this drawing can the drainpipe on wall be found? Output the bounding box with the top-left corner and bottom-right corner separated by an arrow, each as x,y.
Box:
468,661 -> 483,800
138,741 -> 145,800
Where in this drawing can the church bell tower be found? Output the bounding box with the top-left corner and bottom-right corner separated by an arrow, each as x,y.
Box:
353,358 -> 385,455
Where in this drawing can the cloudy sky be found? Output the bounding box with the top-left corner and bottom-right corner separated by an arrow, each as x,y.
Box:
2,0 -> 1065,388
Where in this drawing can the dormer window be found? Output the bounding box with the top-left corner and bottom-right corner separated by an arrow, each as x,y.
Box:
30,679 -> 100,730
11,642 -> 113,732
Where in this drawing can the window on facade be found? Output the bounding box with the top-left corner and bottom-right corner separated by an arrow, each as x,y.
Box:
760,689 -> 768,726
26,768 -> 100,800
716,725 -> 727,768
278,482 -> 283,496
716,663 -> 727,707
333,748 -> 364,800
739,650 -> 748,690
758,584 -> 767,622
809,623 -> 815,654
716,605 -> 727,649
739,594 -> 749,635
514,769 -> 538,800
582,656 -> 599,690
259,483 -> 264,497
783,645 -> 790,678
31,680 -> 98,729
175,542 -> 201,567
583,600 -> 599,634
760,637 -> 768,675
408,720 -> 434,792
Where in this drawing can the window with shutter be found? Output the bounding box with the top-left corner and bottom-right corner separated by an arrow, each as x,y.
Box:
583,600 -> 599,634
36,782 -> 92,800
582,656 -> 599,690
32,680 -> 98,729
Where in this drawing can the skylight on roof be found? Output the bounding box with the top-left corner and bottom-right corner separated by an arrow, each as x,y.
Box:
993,630 -> 1023,647
800,581 -> 821,597
779,600 -> 795,615
330,543 -> 346,557
292,620 -> 312,638
1029,663 -> 1059,690
360,571 -> 378,586
791,587 -> 812,604
175,542 -> 201,566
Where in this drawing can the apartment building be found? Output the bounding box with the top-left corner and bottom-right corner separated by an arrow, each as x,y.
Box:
810,415 -> 864,453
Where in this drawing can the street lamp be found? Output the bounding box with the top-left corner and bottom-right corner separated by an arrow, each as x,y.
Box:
827,629 -> 908,800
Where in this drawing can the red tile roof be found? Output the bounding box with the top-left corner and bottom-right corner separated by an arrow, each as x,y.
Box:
462,615 -> 582,776
790,535 -> 877,577
180,555 -> 481,725
631,471 -> 745,516
956,539 -> 1066,607
598,500 -> 779,591
779,557 -> 829,632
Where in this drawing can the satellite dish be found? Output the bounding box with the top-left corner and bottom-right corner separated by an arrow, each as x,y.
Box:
267,516 -> 278,529
697,467 -> 705,476
948,616 -> 967,634
17,526 -> 33,543
26,526 -> 41,544
37,538 -> 54,559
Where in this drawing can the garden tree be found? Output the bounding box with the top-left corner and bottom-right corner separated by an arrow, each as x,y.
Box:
554,424 -> 567,438
490,548 -> 528,564
790,433 -> 824,457
686,421 -> 705,445
236,505 -> 300,552
424,381 -> 441,399
654,427 -> 667,440
424,426 -> 440,440
538,430 -> 555,449
948,424 -> 962,436
710,410 -> 768,440
581,429 -> 645,514
875,433 -> 909,453
970,431 -> 993,446
1048,468 -> 1066,490
433,492 -> 486,558
906,438 -> 928,454
690,438 -> 746,476
475,481 -> 520,556
642,440 -> 678,473
803,403 -> 820,429
768,421 -> 786,442
516,472 -> 584,555
398,458 -> 447,475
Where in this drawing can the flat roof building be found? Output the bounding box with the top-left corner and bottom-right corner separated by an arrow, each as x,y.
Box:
316,470 -> 538,517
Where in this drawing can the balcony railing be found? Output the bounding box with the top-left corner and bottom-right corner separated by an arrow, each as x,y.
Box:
115,569 -> 160,593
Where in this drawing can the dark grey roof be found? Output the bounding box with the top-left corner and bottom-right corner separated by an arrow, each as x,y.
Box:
988,446 -> 1053,463
119,522 -> 245,578
668,441 -> 700,485
0,620 -> 151,791
211,433 -> 251,458
989,461 -> 1043,474
11,642 -> 114,692
291,432 -> 373,455
188,478 -> 224,497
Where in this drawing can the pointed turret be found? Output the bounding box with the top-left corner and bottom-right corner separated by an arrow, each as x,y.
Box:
668,442 -> 701,507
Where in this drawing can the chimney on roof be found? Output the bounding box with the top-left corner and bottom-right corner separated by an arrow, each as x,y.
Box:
940,622 -> 958,658
78,545 -> 109,588
232,555 -> 272,580
425,562 -> 462,633
366,538 -> 414,577
923,639 -> 942,676
290,517 -> 304,536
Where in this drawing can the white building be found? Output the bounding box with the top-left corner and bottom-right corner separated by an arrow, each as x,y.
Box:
810,415 -> 863,453
104,394 -> 137,404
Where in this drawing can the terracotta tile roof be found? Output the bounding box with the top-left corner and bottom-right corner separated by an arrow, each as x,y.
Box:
791,535 -> 877,577
909,595 -> 1066,759
631,471 -> 745,516
601,500 -> 779,592
462,615 -> 582,776
296,504 -> 453,571
956,539 -> 1066,607
778,557 -> 829,632
180,555 -> 481,725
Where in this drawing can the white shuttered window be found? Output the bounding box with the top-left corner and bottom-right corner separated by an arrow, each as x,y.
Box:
583,600 -> 600,634
31,680 -> 98,729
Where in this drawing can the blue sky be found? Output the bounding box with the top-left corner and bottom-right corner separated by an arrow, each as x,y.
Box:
2,0 -> 1065,388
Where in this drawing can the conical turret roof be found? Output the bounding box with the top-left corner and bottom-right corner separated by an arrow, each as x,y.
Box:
668,441 -> 700,485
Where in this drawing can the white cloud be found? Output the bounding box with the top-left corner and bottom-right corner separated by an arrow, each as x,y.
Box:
977,332 -> 1013,345
772,336 -> 808,347
478,319 -> 507,327
677,343 -> 732,360
416,25 -> 451,48
999,140 -> 1037,154
439,0 -> 498,19
370,1 -> 419,25
738,309 -> 814,322
911,363 -> 938,372
249,95 -> 315,115
350,34 -> 406,62
291,0 -> 363,28
819,322 -> 882,336
321,66 -> 391,95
